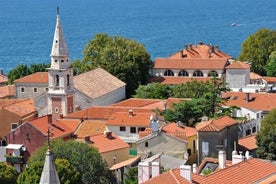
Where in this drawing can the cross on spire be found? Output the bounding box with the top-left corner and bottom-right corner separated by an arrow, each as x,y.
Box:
57,6 -> 59,15
47,127 -> 51,149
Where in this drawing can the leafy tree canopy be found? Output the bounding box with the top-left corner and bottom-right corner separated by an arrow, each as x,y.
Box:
134,82 -> 172,99
72,33 -> 152,97
265,51 -> 276,77
25,139 -> 116,184
238,28 -> 276,76
7,63 -> 50,84
0,162 -> 18,184
256,108 -> 276,160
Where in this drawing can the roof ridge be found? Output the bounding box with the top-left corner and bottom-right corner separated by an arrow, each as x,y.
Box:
170,169 -> 181,184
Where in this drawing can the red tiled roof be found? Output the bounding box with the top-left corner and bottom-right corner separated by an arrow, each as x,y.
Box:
106,111 -> 152,126
153,58 -> 228,70
250,72 -> 263,80
111,98 -> 163,108
0,73 -> 8,83
238,134 -> 257,150
139,128 -> 153,138
0,85 -> 14,98
262,76 -> 276,83
144,158 -> 276,184
148,77 -> 212,85
196,157 -> 232,174
225,61 -> 251,69
162,123 -> 197,137
74,120 -> 106,138
0,99 -> 24,108
14,72 -> 48,83
222,92 -> 276,112
87,132 -> 129,153
110,155 -> 141,170
4,99 -> 36,117
196,116 -> 237,132
29,115 -> 80,139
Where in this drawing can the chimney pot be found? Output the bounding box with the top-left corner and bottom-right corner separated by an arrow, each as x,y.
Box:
180,165 -> 192,182
218,150 -> 226,169
129,109 -> 134,117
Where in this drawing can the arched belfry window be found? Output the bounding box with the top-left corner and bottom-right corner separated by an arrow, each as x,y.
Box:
193,70 -> 203,77
179,70 -> 189,76
208,70 -> 218,77
55,74 -> 60,86
164,70 -> 174,76
67,74 -> 70,86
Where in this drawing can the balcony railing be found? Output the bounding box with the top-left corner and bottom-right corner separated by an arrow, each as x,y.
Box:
6,156 -> 23,164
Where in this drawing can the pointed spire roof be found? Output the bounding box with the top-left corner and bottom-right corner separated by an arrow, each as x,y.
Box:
51,6 -> 69,57
39,149 -> 61,184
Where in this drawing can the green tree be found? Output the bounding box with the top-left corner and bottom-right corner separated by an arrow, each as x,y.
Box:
134,83 -> 172,99
26,139 -> 116,184
123,167 -> 138,184
256,108 -> 276,160
73,33 -> 152,97
17,159 -> 80,184
265,51 -> 276,76
7,63 -> 50,84
238,28 -> 276,76
0,162 -> 18,184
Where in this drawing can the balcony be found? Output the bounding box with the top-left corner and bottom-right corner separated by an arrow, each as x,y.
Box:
6,155 -> 23,164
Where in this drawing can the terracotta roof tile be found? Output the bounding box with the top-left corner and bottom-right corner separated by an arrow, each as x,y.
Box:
0,85 -> 14,98
238,133 -> 257,150
222,92 -> 276,112
153,58 -> 228,70
196,157 -> 232,174
73,68 -> 125,99
74,120 -> 106,138
139,128 -> 153,138
29,115 -> 80,139
262,77 -> 276,83
196,116 -> 237,132
110,155 -> 141,170
0,73 -> 8,83
14,72 -> 48,83
0,99 -> 24,108
84,132 -> 129,153
148,77 -> 212,85
225,61 -> 251,69
106,111 -> 152,126
111,98 -> 163,108
250,72 -> 263,80
162,123 -> 197,137
4,99 -> 36,117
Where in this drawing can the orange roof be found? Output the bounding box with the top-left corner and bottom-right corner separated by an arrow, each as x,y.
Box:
110,155 -> 141,170
148,77 -> 212,85
74,120 -> 106,138
225,61 -> 251,69
139,128 -> 153,138
153,58 -> 228,70
87,132 -> 129,153
196,157 -> 232,174
238,134 -> 257,150
111,98 -> 163,108
144,158 -> 276,184
0,99 -> 24,108
262,76 -> 276,83
73,68 -> 125,99
222,92 -> 276,111
14,72 -> 48,83
170,43 -> 231,59
106,111 -> 152,126
4,99 -> 36,117
196,116 -> 237,132
250,72 -> 263,80
29,115 -> 80,139
162,123 -> 197,137
0,85 -> 14,98
0,73 -> 8,83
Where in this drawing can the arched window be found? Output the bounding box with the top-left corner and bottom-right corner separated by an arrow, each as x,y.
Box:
55,74 -> 60,86
164,70 -> 174,76
208,70 -> 218,77
178,70 -> 189,76
246,129 -> 251,136
193,70 -> 203,77
252,126 -> 256,133
67,74 -> 70,86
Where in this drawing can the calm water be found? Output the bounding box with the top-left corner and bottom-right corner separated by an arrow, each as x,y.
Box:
0,0 -> 276,74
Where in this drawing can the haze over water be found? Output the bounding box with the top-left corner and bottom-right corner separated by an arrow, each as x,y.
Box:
0,0 -> 276,74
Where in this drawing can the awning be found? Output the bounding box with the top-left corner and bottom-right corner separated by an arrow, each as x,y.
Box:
5,144 -> 23,150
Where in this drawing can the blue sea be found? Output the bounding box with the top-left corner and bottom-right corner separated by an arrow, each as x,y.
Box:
0,0 -> 276,74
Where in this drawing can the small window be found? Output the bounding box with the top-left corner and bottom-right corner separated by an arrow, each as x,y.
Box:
138,127 -> 146,132
145,142 -> 149,147
33,87 -> 38,93
45,88 -> 49,92
11,123 -> 18,131
193,140 -> 196,153
187,149 -> 191,156
56,40 -> 58,43
55,107 -> 59,113
61,60 -> 64,62
252,126 -> 256,133
120,127 -> 126,131
20,87 -> 25,93
130,127 -> 136,133
55,60 -> 58,62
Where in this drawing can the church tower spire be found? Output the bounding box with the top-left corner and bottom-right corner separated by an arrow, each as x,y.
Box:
47,7 -> 75,122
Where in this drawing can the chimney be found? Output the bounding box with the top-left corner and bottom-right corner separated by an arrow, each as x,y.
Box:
128,109 -> 134,117
180,50 -> 184,58
184,44 -> 188,50
180,165 -> 192,182
192,163 -> 197,173
84,136 -> 91,143
48,114 -> 52,125
150,117 -> 159,132
104,131 -> 113,139
232,151 -> 244,165
245,93 -> 250,102
198,41 -> 203,45
138,161 -> 151,184
218,150 -> 226,169
163,100 -> 167,111
151,162 -> 160,178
